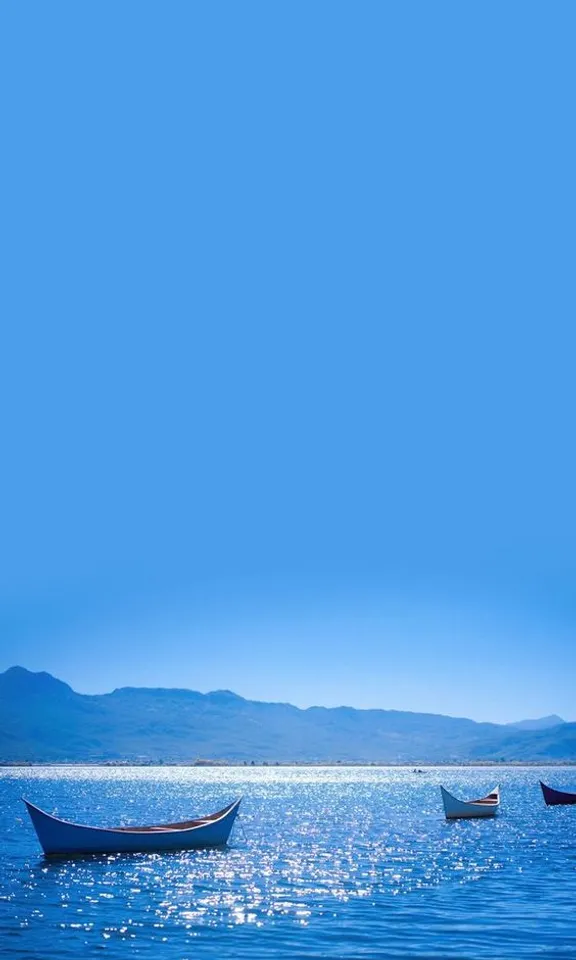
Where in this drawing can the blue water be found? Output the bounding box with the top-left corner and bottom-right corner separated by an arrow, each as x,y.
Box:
1,766 -> 575,959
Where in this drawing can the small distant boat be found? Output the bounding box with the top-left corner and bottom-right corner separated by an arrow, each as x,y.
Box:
23,797 -> 242,856
440,785 -> 500,819
540,781 -> 576,806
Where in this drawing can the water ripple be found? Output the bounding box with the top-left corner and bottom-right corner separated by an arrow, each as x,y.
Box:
1,766 -> 575,958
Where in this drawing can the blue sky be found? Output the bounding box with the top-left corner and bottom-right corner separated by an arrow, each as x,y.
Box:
1,1 -> 574,723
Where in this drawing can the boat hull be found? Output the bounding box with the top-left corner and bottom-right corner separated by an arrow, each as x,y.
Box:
24,798 -> 241,856
441,786 -> 499,819
540,781 -> 576,806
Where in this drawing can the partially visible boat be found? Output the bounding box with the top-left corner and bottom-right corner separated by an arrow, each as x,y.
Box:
440,785 -> 499,819
23,797 -> 242,856
540,781 -> 576,806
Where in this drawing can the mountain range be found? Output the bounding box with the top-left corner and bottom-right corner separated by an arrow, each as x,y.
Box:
0,666 -> 573,763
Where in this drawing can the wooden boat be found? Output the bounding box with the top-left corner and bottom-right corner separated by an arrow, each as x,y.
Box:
23,797 -> 242,856
540,781 -> 576,806
440,785 -> 499,819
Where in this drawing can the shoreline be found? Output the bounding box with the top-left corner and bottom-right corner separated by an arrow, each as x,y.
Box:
2,760 -> 575,768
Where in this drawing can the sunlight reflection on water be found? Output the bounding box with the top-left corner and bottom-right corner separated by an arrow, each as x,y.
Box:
1,766 -> 575,958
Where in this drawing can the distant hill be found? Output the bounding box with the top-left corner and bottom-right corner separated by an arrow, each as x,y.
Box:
507,715 -> 565,731
0,667 -> 574,763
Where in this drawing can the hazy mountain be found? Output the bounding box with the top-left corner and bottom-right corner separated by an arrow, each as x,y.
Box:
0,667 -> 573,763
0,665 -> 75,700
507,715 -> 565,731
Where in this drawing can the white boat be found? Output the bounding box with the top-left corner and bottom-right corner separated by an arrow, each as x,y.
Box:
440,785 -> 499,819
23,797 -> 242,856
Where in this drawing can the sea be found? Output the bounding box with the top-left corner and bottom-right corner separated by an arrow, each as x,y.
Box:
1,765 -> 575,959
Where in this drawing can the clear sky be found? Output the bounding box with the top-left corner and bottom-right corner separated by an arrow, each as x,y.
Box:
1,1 -> 574,724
